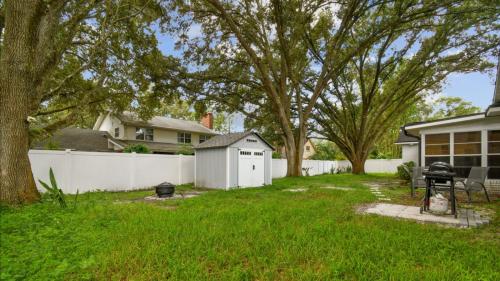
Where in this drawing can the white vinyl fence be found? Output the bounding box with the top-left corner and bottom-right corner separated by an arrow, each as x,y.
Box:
29,150 -> 402,194
29,150 -> 194,194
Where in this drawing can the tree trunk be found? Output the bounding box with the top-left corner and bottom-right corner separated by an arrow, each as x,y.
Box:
283,129 -> 305,177
350,157 -> 367,174
0,0 -> 41,205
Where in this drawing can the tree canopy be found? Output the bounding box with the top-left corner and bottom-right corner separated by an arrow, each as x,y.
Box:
169,0 -> 477,176
311,0 -> 499,173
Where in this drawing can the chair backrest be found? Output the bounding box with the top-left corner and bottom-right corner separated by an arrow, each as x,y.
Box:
412,167 -> 424,179
467,167 -> 489,184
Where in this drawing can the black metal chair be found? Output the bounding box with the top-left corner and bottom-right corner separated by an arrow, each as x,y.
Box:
455,167 -> 490,202
411,167 -> 426,197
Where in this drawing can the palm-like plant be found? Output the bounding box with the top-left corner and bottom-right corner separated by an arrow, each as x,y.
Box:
38,168 -> 67,208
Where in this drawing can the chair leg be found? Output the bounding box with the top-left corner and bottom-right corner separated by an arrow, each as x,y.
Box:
483,187 -> 490,203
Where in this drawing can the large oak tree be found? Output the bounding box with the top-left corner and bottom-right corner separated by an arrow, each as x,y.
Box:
172,0 -> 484,176
312,1 -> 499,173
0,0 -> 181,204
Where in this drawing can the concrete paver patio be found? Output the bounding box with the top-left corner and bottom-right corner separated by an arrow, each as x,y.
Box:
358,203 -> 490,228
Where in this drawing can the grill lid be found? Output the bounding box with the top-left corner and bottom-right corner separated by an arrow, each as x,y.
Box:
428,162 -> 454,173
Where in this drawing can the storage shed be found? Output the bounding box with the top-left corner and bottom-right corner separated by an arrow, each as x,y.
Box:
194,131 -> 274,189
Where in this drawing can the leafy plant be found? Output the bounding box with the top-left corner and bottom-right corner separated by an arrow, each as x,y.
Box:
397,161 -> 416,181
123,144 -> 151,154
176,144 -> 194,155
38,168 -> 67,208
335,166 -> 352,174
302,167 -> 311,176
272,151 -> 282,159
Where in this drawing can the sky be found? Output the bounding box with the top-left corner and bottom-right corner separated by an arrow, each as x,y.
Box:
441,72 -> 496,110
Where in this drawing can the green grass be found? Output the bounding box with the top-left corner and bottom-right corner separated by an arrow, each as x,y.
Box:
1,174 -> 498,280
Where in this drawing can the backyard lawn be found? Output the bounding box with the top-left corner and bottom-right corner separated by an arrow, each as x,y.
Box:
1,174 -> 498,281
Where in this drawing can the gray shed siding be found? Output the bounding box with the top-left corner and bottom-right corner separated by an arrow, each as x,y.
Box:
228,147 -> 239,188
264,150 -> 272,185
229,135 -> 273,187
196,133 -> 273,189
195,147 -> 227,188
229,135 -> 272,150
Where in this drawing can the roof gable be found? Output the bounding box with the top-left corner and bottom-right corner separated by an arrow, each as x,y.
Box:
195,131 -> 274,150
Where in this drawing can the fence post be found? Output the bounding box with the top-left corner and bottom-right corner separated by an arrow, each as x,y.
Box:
178,154 -> 182,184
64,149 -> 72,193
129,152 -> 136,190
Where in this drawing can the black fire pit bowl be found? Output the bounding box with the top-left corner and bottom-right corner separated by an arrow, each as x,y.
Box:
155,182 -> 175,198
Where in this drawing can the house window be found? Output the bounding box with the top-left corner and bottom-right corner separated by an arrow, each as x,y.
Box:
114,127 -> 120,138
306,146 -> 310,151
177,132 -> 191,144
454,131 -> 481,178
136,127 -> 153,141
425,133 -> 450,166
488,130 -> 500,179
199,135 -> 210,144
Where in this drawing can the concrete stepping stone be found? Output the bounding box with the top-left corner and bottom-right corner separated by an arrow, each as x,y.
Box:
283,188 -> 308,192
320,186 -> 354,191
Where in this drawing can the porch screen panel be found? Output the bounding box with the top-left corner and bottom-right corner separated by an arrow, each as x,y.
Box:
454,131 -> 481,178
425,133 -> 450,166
488,130 -> 500,179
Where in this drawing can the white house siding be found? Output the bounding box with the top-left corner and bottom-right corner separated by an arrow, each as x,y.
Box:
413,116 -> 500,167
195,147 -> 227,188
402,144 -> 419,164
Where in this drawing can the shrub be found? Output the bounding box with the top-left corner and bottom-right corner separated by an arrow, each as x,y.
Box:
177,144 -> 194,155
123,144 -> 151,154
272,151 -> 282,159
397,161 -> 415,181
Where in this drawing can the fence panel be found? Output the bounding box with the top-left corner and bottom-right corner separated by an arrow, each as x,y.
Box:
29,150 -> 195,194
30,150 -> 403,193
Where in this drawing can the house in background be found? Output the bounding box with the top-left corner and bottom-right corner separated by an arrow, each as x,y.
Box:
92,112 -> 219,154
32,127 -> 127,152
276,139 -> 316,159
34,112 -> 218,154
396,66 -> 500,183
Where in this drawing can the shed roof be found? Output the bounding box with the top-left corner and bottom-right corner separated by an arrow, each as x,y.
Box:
195,131 -> 274,150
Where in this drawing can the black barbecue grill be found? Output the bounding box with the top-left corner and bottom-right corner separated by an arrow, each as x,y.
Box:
422,162 -> 458,217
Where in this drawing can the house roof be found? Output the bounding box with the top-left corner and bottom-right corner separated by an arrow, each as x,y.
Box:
403,112 -> 486,130
195,131 -> 274,150
32,127 -> 126,152
394,130 -> 420,144
116,112 -> 218,135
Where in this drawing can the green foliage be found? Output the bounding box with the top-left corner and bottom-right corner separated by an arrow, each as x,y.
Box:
176,144 -> 194,155
397,161 -> 416,181
310,141 -> 343,160
428,96 -> 482,120
44,140 -> 60,150
311,1 -> 498,172
272,151 -> 282,159
2,174 -> 498,280
38,168 -> 67,208
123,144 -> 151,154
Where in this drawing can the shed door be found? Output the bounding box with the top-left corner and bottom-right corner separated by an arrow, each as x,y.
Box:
238,150 -> 265,187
